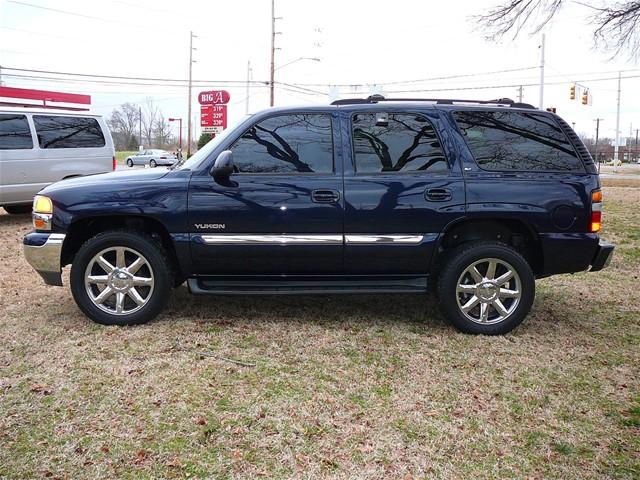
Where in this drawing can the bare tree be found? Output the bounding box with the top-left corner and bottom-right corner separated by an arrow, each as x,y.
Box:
141,98 -> 158,148
475,0 -> 640,58
153,112 -> 172,149
107,103 -> 140,150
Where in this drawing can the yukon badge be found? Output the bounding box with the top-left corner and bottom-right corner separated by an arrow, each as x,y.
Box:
195,223 -> 226,230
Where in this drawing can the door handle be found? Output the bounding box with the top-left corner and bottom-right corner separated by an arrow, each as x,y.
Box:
425,188 -> 452,202
312,189 -> 340,204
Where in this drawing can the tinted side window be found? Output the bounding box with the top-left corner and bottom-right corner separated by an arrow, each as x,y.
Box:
352,113 -> 448,173
231,114 -> 333,173
33,116 -> 105,149
453,111 -> 583,172
0,114 -> 33,150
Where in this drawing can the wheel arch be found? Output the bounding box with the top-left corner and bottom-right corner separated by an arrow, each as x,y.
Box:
61,214 -> 183,283
432,217 -> 543,276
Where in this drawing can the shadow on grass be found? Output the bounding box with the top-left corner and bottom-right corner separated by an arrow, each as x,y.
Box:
161,284 -> 447,330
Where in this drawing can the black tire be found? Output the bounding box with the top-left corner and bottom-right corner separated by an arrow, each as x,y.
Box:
437,241 -> 535,335
149,159 -> 157,168
70,231 -> 172,326
126,158 -> 133,167
3,204 -> 31,214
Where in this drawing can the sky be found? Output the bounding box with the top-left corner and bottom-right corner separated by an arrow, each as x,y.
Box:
1,0 -> 639,144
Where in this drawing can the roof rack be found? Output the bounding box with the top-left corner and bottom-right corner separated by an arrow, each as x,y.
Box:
331,94 -> 536,109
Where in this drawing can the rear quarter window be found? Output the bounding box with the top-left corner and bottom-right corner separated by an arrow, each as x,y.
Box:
33,115 -> 105,149
0,114 -> 33,150
453,110 -> 584,173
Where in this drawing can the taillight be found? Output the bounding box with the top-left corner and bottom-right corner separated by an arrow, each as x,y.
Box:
160,156 -> 167,159
112,156 -> 116,171
590,189 -> 602,232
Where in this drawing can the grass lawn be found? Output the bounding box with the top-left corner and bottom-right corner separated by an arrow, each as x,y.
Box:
0,187 -> 638,479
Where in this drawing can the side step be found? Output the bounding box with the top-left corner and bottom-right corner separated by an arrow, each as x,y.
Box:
187,276 -> 428,295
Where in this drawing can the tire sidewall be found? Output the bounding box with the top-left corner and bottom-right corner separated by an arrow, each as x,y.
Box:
127,159 -> 133,167
70,231 -> 171,326
437,242 -> 535,335
150,159 -> 156,168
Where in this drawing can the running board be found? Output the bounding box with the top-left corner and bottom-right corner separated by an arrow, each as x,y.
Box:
187,276 -> 428,295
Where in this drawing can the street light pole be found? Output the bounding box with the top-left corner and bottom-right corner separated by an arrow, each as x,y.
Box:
594,118 -> 603,172
168,117 -> 182,153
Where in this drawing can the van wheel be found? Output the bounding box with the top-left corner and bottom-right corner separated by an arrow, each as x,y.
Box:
70,231 -> 172,326
126,158 -> 133,167
149,159 -> 157,168
437,242 -> 535,335
3,205 -> 31,214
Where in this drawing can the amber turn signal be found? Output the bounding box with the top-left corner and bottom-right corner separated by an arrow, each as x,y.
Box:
591,190 -> 602,203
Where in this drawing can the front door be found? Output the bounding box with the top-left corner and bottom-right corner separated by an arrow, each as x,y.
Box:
188,112 -> 344,275
342,109 -> 465,274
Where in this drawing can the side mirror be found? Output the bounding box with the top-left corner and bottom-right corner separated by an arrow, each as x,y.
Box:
210,150 -> 235,179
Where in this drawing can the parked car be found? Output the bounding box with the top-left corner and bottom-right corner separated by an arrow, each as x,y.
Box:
0,107 -> 115,214
23,96 -> 614,334
126,149 -> 177,167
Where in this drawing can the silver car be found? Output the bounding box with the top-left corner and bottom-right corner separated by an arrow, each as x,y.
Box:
125,149 -> 177,168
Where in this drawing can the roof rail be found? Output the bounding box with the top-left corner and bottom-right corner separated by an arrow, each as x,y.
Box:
331,95 -> 536,109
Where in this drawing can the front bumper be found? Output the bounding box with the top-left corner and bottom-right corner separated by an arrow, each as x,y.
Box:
23,232 -> 66,286
590,241 -> 615,272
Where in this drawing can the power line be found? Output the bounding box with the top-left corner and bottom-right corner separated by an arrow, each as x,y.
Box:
6,0 -> 163,32
0,66 -> 268,85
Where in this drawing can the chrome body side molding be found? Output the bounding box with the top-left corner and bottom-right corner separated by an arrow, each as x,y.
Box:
200,234 -> 343,245
198,234 -> 425,245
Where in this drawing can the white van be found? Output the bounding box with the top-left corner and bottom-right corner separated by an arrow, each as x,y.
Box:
0,107 -> 115,214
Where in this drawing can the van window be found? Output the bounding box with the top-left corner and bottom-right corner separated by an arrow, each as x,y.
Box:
453,110 -> 583,172
231,114 -> 333,173
351,113 -> 448,173
0,114 -> 33,150
33,115 -> 105,149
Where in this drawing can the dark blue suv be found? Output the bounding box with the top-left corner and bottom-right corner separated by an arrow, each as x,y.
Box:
23,96 -> 614,334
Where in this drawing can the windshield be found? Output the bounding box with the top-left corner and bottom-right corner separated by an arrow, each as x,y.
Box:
177,115 -> 254,171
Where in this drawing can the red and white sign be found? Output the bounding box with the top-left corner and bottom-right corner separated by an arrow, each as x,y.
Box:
198,90 -> 230,105
200,104 -> 227,134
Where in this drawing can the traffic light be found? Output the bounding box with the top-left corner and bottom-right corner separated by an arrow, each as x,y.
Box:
570,84 -> 576,100
581,89 -> 589,105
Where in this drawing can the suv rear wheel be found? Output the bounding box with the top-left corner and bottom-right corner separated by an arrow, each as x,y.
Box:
437,242 -> 534,335
70,231 -> 171,325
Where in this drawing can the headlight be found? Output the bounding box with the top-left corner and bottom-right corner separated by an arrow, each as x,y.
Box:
33,195 -> 53,214
32,195 -> 53,230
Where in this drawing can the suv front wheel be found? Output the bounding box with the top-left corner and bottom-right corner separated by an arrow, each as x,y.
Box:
437,242 -> 535,335
70,231 -> 172,325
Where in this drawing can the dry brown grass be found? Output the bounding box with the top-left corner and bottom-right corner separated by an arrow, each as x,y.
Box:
1,188 -> 638,479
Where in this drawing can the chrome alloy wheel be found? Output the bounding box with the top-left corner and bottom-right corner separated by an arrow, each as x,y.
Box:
455,258 -> 522,325
84,246 -> 154,316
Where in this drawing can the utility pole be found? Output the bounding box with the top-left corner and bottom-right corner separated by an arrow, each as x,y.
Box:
539,33 -> 545,109
245,60 -> 252,114
270,0 -> 281,106
613,71 -> 621,172
594,118 -> 603,172
187,31 -> 197,157
517,85 -> 523,103
635,128 -> 639,163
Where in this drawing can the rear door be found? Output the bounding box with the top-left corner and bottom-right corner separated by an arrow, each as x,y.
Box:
188,111 -> 344,275
342,108 -> 465,274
